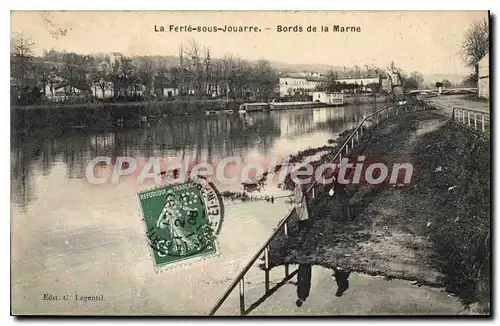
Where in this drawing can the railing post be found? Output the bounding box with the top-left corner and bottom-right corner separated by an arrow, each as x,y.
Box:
386,109 -> 389,118
468,112 -> 471,126
482,114 -> 485,132
356,129 -> 359,141
239,277 -> 245,315
462,110 -> 465,124
284,221 -> 288,236
264,247 -> 270,293
345,144 -> 349,155
285,264 -> 289,278
452,107 -> 455,120
396,107 -> 399,115
351,137 -> 354,148
474,113 -> 477,130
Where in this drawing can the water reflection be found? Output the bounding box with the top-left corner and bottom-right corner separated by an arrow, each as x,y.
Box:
11,104 -> 379,209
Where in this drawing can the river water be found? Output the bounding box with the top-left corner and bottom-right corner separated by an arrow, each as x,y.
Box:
10,103 -> 463,315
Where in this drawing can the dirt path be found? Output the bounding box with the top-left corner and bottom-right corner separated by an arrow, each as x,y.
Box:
265,109 -> 490,314
267,111 -> 448,282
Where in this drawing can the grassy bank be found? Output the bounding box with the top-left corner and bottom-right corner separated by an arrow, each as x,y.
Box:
411,121 -> 490,306
344,94 -> 389,105
263,108 -> 490,313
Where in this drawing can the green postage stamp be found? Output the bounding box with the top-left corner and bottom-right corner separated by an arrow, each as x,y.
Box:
137,179 -> 224,270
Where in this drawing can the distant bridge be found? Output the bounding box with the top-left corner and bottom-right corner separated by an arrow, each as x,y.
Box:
405,88 -> 478,96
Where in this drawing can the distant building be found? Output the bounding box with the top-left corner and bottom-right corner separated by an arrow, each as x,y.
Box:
478,53 -> 489,99
109,53 -> 123,67
279,74 -> 324,97
335,77 -> 380,87
162,87 -> 179,98
45,82 -> 90,102
334,77 -> 380,93
389,71 -> 403,87
380,77 -> 392,93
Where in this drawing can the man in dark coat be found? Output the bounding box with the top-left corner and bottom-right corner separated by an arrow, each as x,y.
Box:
295,264 -> 312,307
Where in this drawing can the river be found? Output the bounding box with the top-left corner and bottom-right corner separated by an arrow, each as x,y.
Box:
10,103 -> 463,315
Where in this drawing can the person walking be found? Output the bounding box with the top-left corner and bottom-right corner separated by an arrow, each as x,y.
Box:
326,170 -> 353,221
333,180 -> 353,221
294,183 -> 310,231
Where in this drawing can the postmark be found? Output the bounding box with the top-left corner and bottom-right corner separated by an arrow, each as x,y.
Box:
137,178 -> 224,270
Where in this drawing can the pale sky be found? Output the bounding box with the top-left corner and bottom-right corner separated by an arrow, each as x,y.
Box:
11,11 -> 488,76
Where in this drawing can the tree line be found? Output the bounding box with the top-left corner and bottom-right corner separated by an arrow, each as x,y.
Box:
11,37 -> 279,105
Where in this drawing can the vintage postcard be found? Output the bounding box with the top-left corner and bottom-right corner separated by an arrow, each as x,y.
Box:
10,10 -> 490,316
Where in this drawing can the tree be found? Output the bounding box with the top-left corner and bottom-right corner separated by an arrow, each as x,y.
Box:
323,70 -> 339,92
11,33 -> 35,95
117,58 -> 139,98
366,82 -> 380,93
409,71 -> 424,87
460,18 -> 489,76
461,74 -> 477,87
96,63 -> 111,99
403,71 -> 424,90
435,81 -> 443,89
136,57 -> 155,97
441,79 -> 453,88
183,40 -> 204,98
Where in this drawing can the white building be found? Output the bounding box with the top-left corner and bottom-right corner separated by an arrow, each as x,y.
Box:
279,76 -> 324,97
312,92 -> 344,105
45,83 -> 88,102
478,53 -> 489,99
162,87 -> 179,98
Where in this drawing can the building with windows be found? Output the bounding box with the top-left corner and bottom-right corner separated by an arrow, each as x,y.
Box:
478,53 -> 489,99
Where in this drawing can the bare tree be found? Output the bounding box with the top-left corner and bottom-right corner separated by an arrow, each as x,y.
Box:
96,62 -> 111,99
136,57 -> 155,97
460,18 -> 489,76
183,40 -> 204,98
11,33 -> 35,91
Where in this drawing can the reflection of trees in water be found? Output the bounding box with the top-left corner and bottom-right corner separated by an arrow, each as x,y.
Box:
11,130 -> 118,208
275,105 -> 376,138
11,105 -> 378,208
10,115 -> 282,207
11,148 -> 36,209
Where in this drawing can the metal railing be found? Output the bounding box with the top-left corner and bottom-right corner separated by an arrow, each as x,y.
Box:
208,101 -> 424,316
452,106 -> 490,134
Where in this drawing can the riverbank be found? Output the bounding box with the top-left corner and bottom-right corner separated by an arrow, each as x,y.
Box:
13,94 -> 388,111
12,99 -> 245,112
263,109 -> 490,314
344,94 -> 388,105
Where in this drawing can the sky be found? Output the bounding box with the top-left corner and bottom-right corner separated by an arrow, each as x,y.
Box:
10,11 -> 489,76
